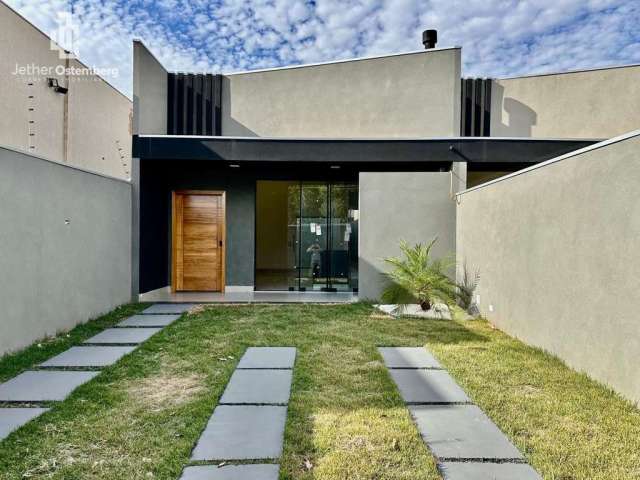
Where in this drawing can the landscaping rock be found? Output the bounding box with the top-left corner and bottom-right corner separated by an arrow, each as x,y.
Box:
376,303 -> 452,319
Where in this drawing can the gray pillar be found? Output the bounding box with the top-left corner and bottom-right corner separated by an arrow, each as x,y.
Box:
130,156 -> 140,301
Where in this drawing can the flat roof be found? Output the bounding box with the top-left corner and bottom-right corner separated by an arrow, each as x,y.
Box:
222,47 -> 460,76
137,38 -> 461,76
134,135 -> 599,165
496,62 -> 640,81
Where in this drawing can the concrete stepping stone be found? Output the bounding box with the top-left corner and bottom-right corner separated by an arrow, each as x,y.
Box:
39,346 -> 135,368
237,347 -> 296,369
378,347 -> 442,369
0,408 -> 49,440
0,371 -> 98,402
143,303 -> 196,314
83,328 -> 162,345
191,405 -> 287,461
388,369 -> 471,404
439,462 -> 542,479
409,404 -> 524,461
220,369 -> 293,405
180,464 -> 279,480
117,314 -> 180,327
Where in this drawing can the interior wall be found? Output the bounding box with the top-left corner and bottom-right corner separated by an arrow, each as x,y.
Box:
0,146 -> 132,356
255,181 -> 291,270
358,171 -> 456,300
457,131 -> 640,404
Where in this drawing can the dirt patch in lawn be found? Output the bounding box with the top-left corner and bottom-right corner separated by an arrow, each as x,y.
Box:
127,372 -> 206,411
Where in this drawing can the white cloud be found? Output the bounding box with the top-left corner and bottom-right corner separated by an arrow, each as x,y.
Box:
4,0 -> 639,98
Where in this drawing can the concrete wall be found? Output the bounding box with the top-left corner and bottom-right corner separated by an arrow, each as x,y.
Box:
0,145 -> 132,356
456,131 -> 640,404
491,65 -> 640,139
222,48 -> 461,138
359,172 -> 456,300
132,40 -> 167,135
67,58 -> 133,177
0,2 -> 132,179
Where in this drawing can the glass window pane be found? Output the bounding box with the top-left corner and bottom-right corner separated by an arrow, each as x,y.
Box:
255,181 -> 300,290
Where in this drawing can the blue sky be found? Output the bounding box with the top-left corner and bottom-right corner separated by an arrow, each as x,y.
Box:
7,0 -> 640,98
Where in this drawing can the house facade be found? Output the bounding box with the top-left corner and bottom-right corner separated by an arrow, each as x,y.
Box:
131,37 -> 638,300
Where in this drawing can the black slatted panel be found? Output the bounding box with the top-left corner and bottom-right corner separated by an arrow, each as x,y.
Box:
205,74 -> 213,135
167,73 -> 222,136
461,77 -> 492,137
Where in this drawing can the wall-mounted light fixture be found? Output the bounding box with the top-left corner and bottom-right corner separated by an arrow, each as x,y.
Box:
330,165 -> 341,169
47,78 -> 68,95
229,164 -> 240,168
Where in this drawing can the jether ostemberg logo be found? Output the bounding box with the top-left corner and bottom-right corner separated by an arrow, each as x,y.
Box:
50,11 -> 80,60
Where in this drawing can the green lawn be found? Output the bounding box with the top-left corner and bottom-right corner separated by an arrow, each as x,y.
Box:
0,303 -> 639,479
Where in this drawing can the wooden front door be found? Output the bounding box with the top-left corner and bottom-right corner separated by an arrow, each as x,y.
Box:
172,191 -> 225,292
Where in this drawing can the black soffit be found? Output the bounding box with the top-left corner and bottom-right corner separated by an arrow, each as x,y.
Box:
133,135 -> 600,164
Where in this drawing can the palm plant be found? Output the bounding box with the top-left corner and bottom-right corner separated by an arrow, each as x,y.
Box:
381,238 -> 457,311
456,261 -> 480,313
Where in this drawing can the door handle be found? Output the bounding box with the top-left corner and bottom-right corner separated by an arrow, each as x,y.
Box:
219,240 -> 223,247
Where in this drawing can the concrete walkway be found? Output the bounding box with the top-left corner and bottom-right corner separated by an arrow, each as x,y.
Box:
0,305 -> 184,442
180,347 -> 296,480
140,287 -> 357,304
379,347 -> 542,480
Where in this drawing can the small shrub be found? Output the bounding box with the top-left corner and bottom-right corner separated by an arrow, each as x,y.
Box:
381,238 -> 456,311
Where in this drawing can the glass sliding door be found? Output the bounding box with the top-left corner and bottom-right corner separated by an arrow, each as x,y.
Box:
329,183 -> 359,292
255,180 -> 358,292
255,181 -> 300,291
299,182 -> 329,291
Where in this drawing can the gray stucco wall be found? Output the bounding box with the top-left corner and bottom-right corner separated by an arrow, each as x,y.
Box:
491,65 -> 640,139
0,146 -> 132,356
359,172 -> 456,300
222,48 -> 461,138
456,131 -> 640,404
133,40 -> 167,135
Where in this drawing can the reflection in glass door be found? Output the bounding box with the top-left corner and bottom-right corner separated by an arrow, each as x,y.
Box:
329,184 -> 359,291
255,180 -> 358,292
299,182 -> 328,291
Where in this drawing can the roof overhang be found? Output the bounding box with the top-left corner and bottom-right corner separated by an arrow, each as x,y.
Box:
133,135 -> 600,164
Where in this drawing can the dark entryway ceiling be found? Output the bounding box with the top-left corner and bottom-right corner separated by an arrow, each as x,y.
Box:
133,135 -> 600,165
